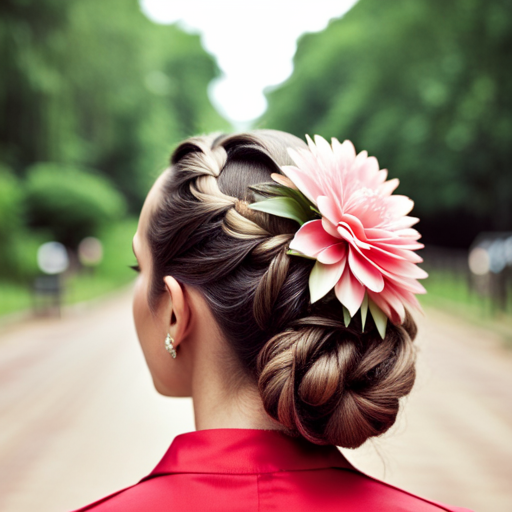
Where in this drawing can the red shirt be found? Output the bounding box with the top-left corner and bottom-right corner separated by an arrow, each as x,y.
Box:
73,429 -> 473,512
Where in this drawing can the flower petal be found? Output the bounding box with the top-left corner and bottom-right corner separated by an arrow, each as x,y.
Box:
386,216 -> 420,230
317,243 -> 347,264
281,164 -> 322,205
378,285 -> 406,324
306,134 -> 318,155
271,173 -> 297,189
395,228 -> 422,240
385,274 -> 427,294
368,251 -> 429,280
339,213 -> 367,241
373,168 -> 389,187
358,155 -> 380,183
337,224 -> 371,250
378,177 -> 400,196
372,242 -> 424,262
317,195 -> 343,226
367,290 -> 393,319
386,281 -> 422,312
309,260 -> 345,303
365,228 -> 396,241
333,139 -> 356,165
289,219 -> 339,257
322,217 -> 341,238
348,246 -> 385,292
334,267 -> 366,317
386,195 -> 415,217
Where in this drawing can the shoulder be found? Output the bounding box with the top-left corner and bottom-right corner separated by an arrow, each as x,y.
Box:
70,477 -> 181,512
70,473 -> 259,512
257,467 -> 474,512
346,470 -> 473,512
71,469 -> 474,512
344,467 -> 473,512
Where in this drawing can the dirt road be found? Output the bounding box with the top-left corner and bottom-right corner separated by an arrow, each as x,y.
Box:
0,289 -> 511,511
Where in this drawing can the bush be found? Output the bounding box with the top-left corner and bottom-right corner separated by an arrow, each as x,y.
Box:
25,163 -> 127,246
0,165 -> 46,280
0,165 -> 24,239
0,165 -> 32,279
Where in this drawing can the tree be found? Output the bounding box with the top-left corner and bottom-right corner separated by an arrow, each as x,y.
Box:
262,0 -> 512,247
0,0 -> 230,210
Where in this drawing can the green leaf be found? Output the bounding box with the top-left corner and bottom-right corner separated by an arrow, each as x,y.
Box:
343,306 -> 351,327
360,293 -> 369,331
368,298 -> 388,339
248,197 -> 309,225
287,189 -> 316,216
250,190 -> 268,203
249,182 -> 286,197
286,249 -> 316,260
249,182 -> 318,222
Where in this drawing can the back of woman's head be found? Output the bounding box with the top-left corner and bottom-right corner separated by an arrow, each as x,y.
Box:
147,130 -> 417,449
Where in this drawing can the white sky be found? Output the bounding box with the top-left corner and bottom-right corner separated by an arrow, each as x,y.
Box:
140,0 -> 358,127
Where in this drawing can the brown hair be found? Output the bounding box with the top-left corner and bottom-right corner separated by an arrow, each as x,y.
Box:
147,130 -> 417,448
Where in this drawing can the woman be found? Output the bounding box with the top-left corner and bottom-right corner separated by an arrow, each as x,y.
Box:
74,131 -> 472,511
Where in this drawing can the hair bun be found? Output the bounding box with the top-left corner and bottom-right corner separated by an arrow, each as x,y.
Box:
257,314 -> 417,448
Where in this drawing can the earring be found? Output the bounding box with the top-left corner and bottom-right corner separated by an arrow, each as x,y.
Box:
164,333 -> 177,359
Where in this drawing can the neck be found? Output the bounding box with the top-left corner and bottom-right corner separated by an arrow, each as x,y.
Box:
191,352 -> 282,432
185,292 -> 284,433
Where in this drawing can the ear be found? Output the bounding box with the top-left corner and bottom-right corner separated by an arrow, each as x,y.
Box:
162,276 -> 191,348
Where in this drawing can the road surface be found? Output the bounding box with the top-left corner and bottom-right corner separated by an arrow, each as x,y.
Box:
0,288 -> 511,511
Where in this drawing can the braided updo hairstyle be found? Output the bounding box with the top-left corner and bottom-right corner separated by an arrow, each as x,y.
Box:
147,130 -> 417,449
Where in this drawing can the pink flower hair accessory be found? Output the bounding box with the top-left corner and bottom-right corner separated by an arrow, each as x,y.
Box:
249,135 -> 427,338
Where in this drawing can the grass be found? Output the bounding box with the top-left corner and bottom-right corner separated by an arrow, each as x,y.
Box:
0,282 -> 33,317
0,218 -> 138,319
422,270 -> 487,311
420,268 -> 512,343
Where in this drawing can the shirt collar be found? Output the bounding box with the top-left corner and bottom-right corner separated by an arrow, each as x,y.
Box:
147,428 -> 355,476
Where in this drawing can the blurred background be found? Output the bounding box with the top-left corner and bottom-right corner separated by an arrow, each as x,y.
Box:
0,0 -> 511,511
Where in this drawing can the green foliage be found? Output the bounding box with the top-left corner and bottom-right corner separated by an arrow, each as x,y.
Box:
262,0 -> 512,246
0,166 -> 38,279
249,181 -> 317,225
93,218 -> 139,281
0,0 -> 230,294
3,230 -> 45,281
249,196 -> 311,225
0,166 -> 49,280
1,0 -> 230,209
0,166 -> 22,274
25,163 -> 126,246
0,165 -> 24,238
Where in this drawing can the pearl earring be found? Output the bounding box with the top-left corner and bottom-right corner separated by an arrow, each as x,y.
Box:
165,333 -> 177,359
